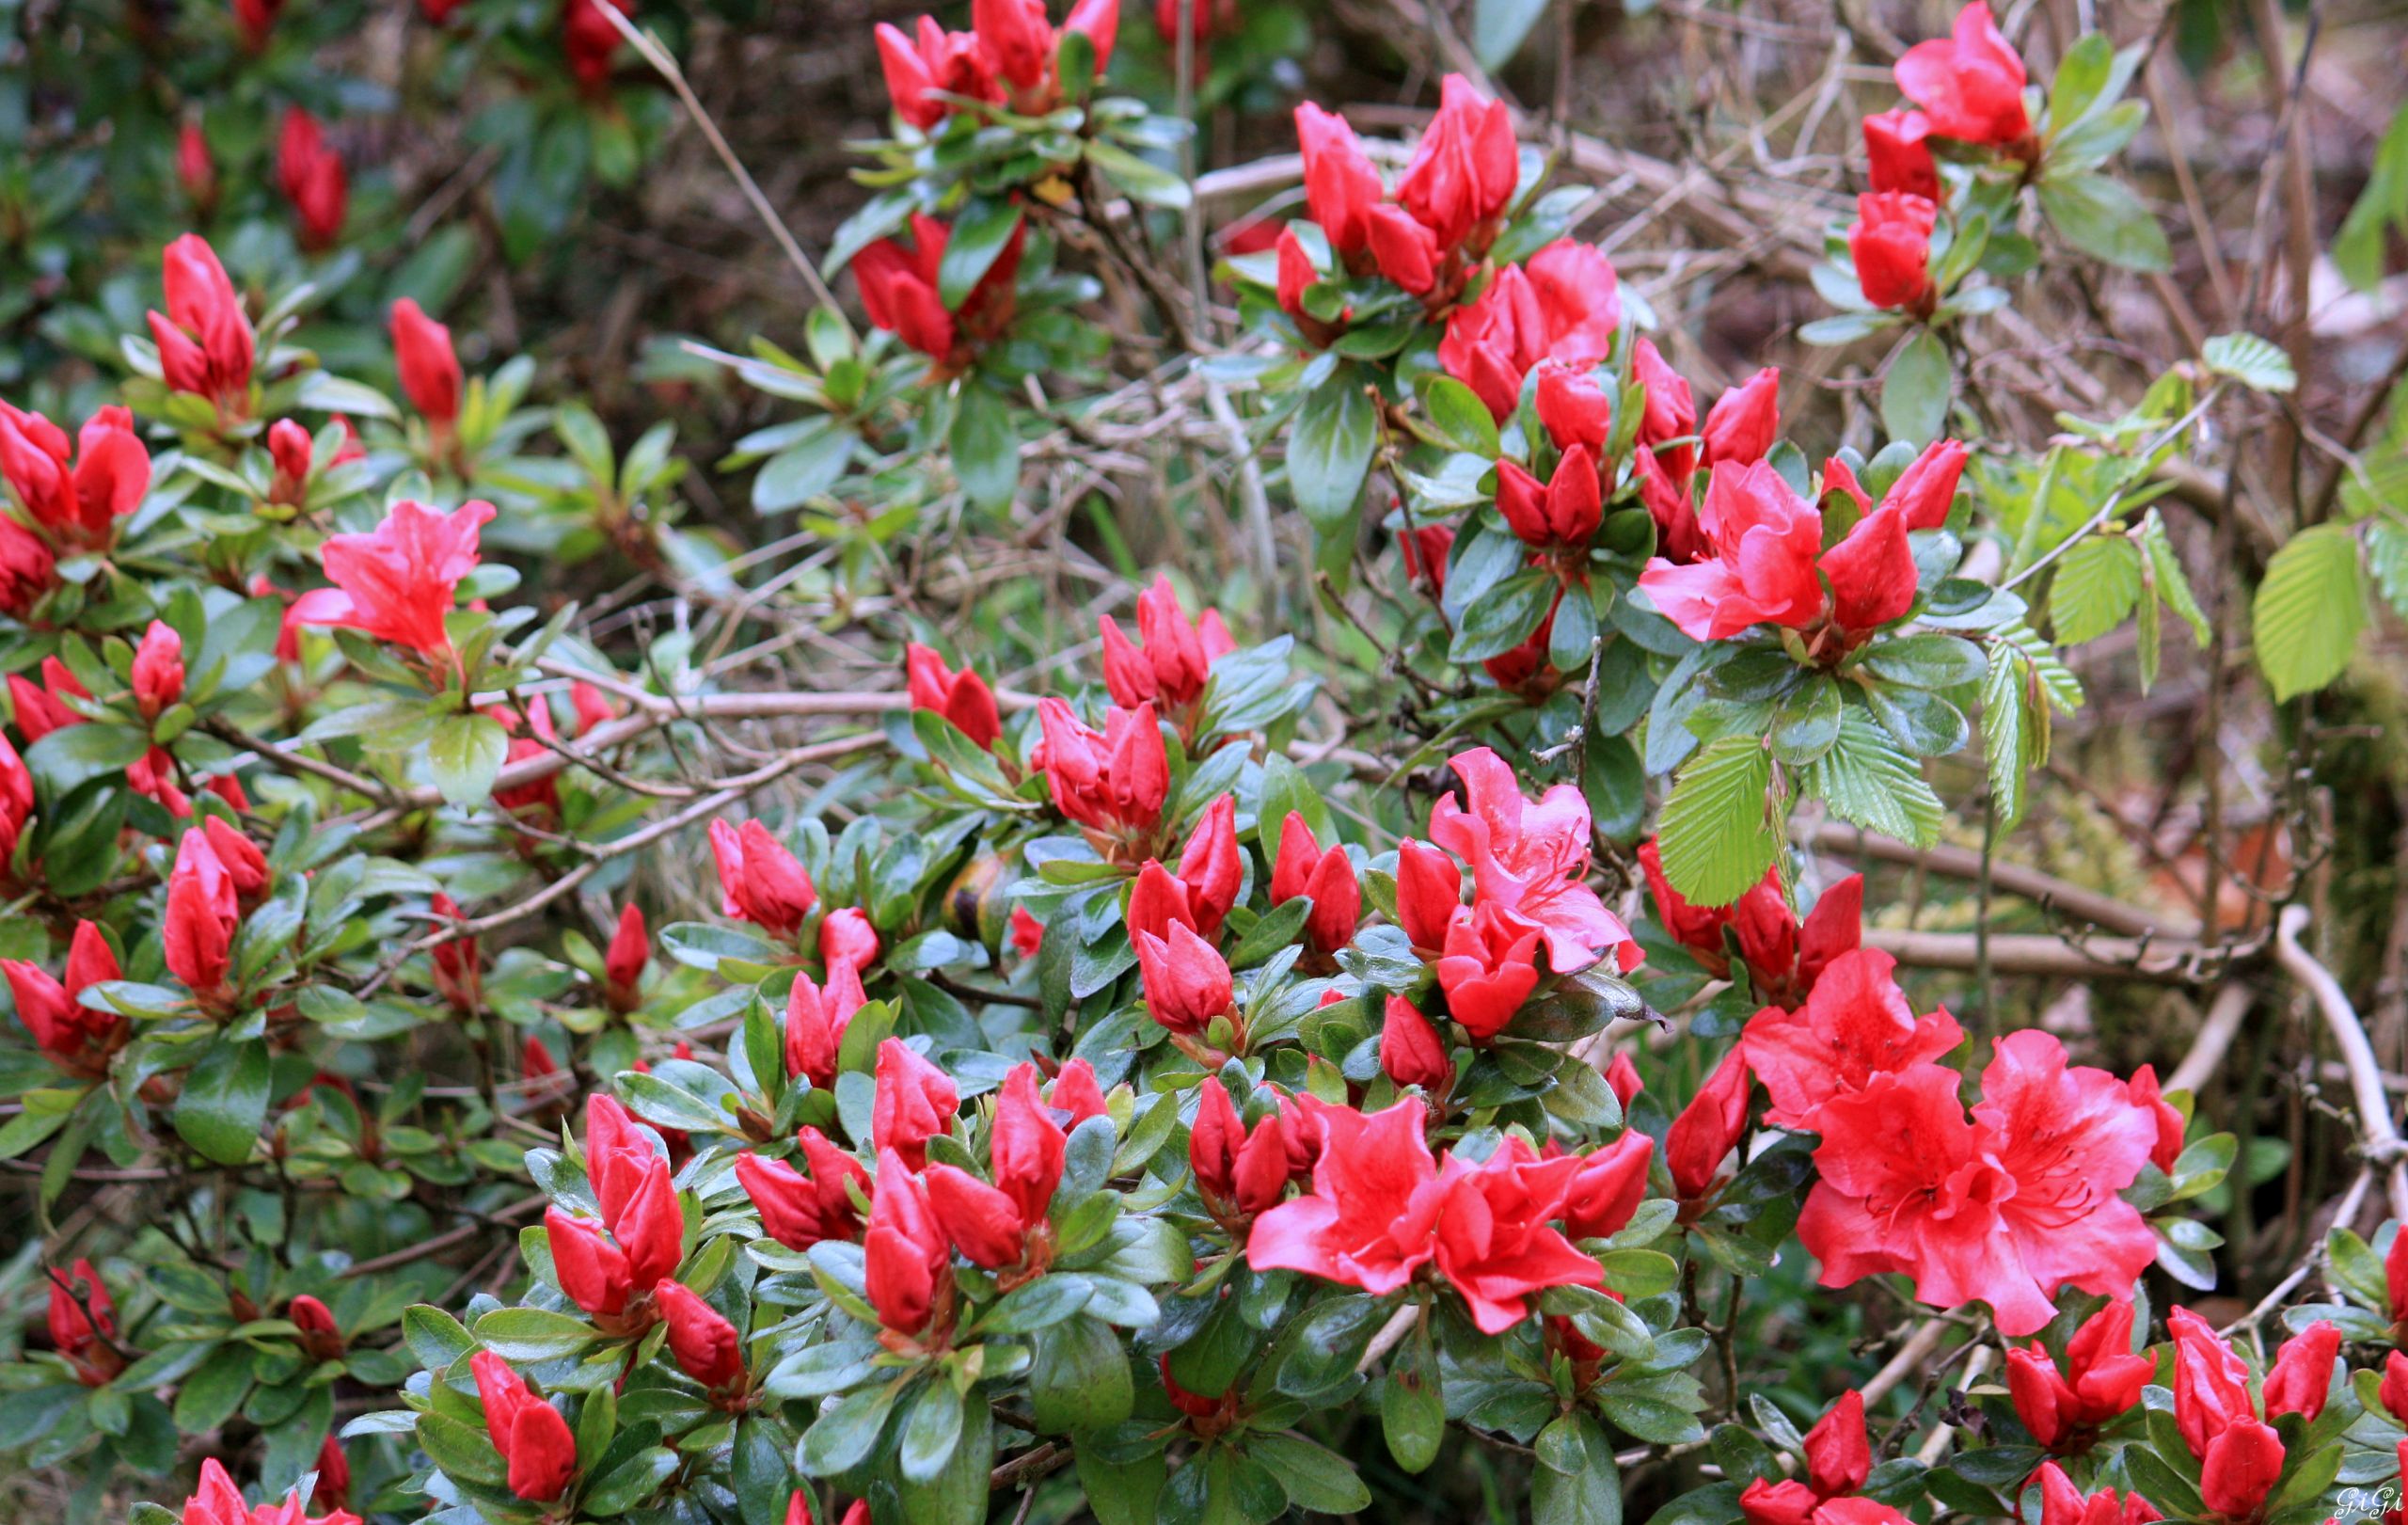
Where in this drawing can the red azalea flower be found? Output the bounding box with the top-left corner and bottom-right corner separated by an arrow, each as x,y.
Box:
877,16 -> 1002,130
1799,1033 -> 2158,1336
0,405 -> 150,552
1740,948 -> 1962,1130
289,499 -> 495,657
1894,2 -> 2030,147
1428,745 -> 1639,975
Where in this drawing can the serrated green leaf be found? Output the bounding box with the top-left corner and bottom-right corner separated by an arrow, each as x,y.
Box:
2253,524 -> 2368,700
1656,736 -> 1780,907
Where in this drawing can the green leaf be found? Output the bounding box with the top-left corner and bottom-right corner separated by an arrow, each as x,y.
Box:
752,427 -> 856,513
2048,536 -> 2142,644
2142,510 -> 2211,643
2336,103 -> 2408,292
1880,328 -> 1952,448
1448,568 -> 1559,662
894,1397 -> 992,1525
1982,643 -> 2036,830
1290,371 -> 1378,541
1804,708 -> 1945,846
2038,173 -> 2171,271
1655,736 -> 1780,908
935,199 -> 1026,310
1415,375 -> 1502,458
472,1306 -> 596,1363
896,1378 -> 963,1485
1254,1431 -> 1374,1514
2253,523 -> 2368,700
949,383 -> 1021,512
426,713 -> 509,808
1534,1412 -> 1623,1525
2202,331 -> 2297,393
798,1381 -> 899,1477
174,1038 -> 270,1166
1380,1335 -> 1445,1474
1028,1315 -> 1135,1433
1473,0 -> 1553,68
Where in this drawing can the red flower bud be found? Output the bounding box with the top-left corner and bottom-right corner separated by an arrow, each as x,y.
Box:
905,643 -> 1003,749
1099,575 -> 1232,711
2197,1418 -> 2283,1522
1665,1046 -> 1751,1199
1379,994 -> 1452,1092
178,121 -> 217,210
1363,203 -> 1441,295
1862,109 -> 1939,200
165,827 -> 240,998
2381,1350 -> 2408,1425
1848,193 -> 1937,312
47,1258 -> 117,1385
1434,901 -> 1542,1041
1703,368 -> 1780,468
1534,363 -> 1613,452
926,1163 -> 1028,1268
1047,1058 -> 1109,1125
390,299 -> 463,426
871,1039 -> 957,1171
289,1294 -> 344,1359
1395,838 -> 1464,952
471,1351 -> 578,1502
738,1127 -> 869,1248
1033,699 -> 1169,836
267,419 -> 313,502
1803,1389 -> 1871,1498
1604,1052 -> 1641,1106
148,235 -> 254,413
819,908 -> 880,977
1395,74 -> 1517,250
313,1433 -> 351,1514
1133,922 -> 1234,1036
1561,1130 -> 1652,1240
276,108 -> 347,251
991,1062 -> 1066,1225
2261,1320 -> 2338,1422
131,621 -> 184,719
863,1151 -> 949,1336
708,818 -> 817,936
655,1279 -> 745,1390
604,903 -> 648,1004
1270,813 -> 1360,957
1293,103 -> 1383,254
784,960 -> 868,1089
2126,1063 -> 2185,1173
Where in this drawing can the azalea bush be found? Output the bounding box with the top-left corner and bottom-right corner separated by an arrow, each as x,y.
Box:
8,2 -> 2408,1525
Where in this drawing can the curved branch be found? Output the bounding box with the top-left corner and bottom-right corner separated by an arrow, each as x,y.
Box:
2275,905 -> 2408,1220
